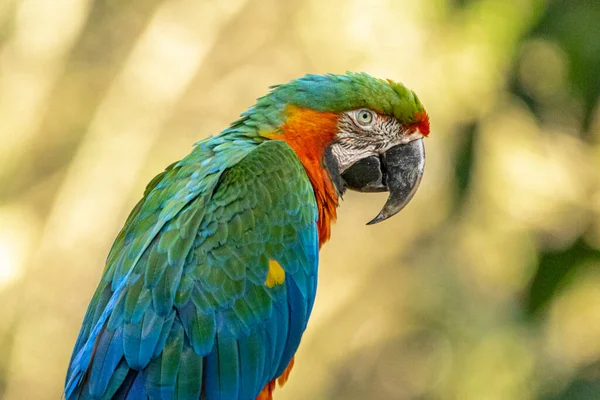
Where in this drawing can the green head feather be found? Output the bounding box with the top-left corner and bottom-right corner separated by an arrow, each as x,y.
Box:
229,72 -> 429,136
269,72 -> 426,124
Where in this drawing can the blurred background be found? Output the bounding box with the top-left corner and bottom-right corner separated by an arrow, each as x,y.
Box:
1,0 -> 599,399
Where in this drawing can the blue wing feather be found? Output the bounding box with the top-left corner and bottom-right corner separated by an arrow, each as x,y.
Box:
88,325 -> 123,397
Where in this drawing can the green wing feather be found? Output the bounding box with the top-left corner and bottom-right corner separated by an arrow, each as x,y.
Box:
65,137 -> 320,400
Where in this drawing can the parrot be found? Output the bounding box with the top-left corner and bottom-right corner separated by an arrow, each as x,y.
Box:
64,72 -> 430,400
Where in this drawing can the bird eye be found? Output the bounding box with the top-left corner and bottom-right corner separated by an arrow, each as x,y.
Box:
354,109 -> 375,127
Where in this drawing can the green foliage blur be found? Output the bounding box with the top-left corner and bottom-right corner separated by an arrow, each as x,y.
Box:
0,0 -> 599,399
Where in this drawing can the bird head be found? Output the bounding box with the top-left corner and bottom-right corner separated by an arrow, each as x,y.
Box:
252,72 -> 429,224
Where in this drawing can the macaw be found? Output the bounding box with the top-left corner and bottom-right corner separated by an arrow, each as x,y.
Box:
64,72 -> 429,400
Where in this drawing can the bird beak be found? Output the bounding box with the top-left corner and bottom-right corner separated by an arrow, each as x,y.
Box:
341,139 -> 425,225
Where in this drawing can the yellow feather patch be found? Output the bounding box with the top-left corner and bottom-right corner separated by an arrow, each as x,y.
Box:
265,259 -> 285,288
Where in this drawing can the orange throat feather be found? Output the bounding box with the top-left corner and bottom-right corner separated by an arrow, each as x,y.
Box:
266,105 -> 340,247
